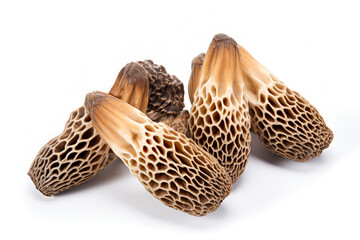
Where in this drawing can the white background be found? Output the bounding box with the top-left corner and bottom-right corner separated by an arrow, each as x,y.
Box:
1,0 -> 359,239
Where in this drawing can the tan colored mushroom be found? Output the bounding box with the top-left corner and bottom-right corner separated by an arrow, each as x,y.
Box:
109,62 -> 150,112
28,62 -> 149,196
188,43 -> 333,161
238,45 -> 333,161
188,53 -> 205,105
85,91 -> 232,216
188,34 -> 251,183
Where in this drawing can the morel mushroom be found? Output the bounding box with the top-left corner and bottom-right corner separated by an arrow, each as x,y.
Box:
189,43 -> 334,161
137,59 -> 189,136
188,34 -> 251,183
109,62 -> 150,112
237,45 -> 333,161
188,53 -> 205,104
85,91 -> 232,216
28,62 -> 149,196
138,60 -> 185,121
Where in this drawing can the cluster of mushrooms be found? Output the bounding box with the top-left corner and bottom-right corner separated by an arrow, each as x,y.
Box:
28,34 -> 333,216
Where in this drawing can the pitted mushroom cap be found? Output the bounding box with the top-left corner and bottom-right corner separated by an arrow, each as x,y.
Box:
188,34 -> 251,183
28,62 -> 149,196
238,44 -> 333,161
86,91 -> 232,216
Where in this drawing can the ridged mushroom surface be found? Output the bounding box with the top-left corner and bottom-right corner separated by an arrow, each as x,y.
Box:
138,60 -> 185,121
238,45 -> 334,161
86,91 -> 232,216
28,62 -> 149,196
28,106 -> 116,196
188,34 -> 251,183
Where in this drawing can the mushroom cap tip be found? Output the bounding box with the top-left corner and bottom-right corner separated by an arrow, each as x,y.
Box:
191,53 -> 205,66
85,91 -> 107,113
124,62 -> 148,84
212,33 -> 236,45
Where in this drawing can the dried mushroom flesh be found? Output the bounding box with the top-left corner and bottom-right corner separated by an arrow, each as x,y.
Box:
139,60 -> 189,135
109,62 -> 150,112
188,53 -> 205,104
188,34 -> 251,183
138,60 -> 185,121
28,62 -> 149,196
152,110 -> 190,137
28,106 -> 115,196
238,45 -> 333,161
86,91 -> 232,216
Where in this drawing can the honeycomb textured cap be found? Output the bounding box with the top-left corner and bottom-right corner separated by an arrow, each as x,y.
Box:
86,91 -> 232,216
28,106 -> 113,196
238,44 -> 333,161
28,63 -> 150,196
137,60 -> 185,120
188,34 -> 251,183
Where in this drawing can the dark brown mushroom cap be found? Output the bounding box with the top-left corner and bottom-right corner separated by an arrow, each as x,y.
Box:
138,60 -> 185,120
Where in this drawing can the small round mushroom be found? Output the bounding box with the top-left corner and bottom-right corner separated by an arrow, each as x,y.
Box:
188,34 -> 252,183
85,91 -> 232,216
